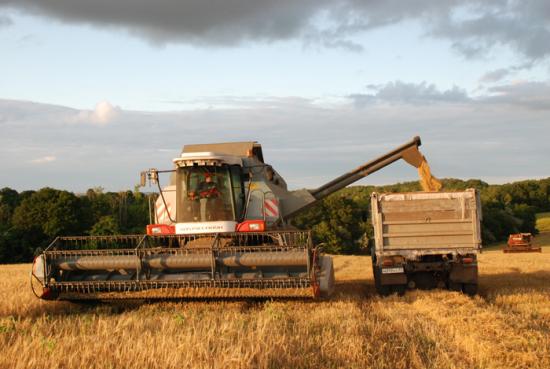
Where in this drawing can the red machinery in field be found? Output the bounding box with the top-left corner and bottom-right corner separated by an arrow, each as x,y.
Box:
503,233 -> 541,253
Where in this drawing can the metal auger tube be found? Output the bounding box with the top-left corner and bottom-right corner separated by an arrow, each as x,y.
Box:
53,251 -> 309,271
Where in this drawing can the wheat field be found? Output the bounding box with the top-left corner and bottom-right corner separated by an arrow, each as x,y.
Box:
1,234 -> 549,369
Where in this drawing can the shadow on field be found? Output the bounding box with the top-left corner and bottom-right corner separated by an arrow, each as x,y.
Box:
19,281 -> 375,318
332,280 -> 375,299
478,270 -> 550,297
15,299 -> 147,319
18,270 -> 550,319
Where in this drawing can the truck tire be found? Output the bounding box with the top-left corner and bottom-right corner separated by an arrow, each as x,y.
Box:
462,283 -> 478,296
392,284 -> 407,296
374,267 -> 392,296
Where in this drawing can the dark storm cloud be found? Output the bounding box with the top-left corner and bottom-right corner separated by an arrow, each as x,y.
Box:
428,1 -> 550,61
1,0 -> 549,60
0,0 -> 329,46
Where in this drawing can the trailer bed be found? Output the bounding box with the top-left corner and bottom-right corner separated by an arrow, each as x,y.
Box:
371,190 -> 482,255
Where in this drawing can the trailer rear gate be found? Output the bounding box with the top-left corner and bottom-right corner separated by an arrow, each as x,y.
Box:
372,190 -> 482,252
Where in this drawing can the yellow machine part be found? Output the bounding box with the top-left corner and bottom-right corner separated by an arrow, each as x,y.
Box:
400,145 -> 442,192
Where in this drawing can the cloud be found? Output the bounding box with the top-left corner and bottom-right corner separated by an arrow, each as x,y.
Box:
1,81 -> 549,191
349,81 -> 470,107
1,0 -> 550,60
29,156 -> 56,164
479,68 -> 511,84
349,79 -> 550,111
75,101 -> 121,125
0,0 -> 327,46
0,13 -> 12,28
478,62 -> 536,84
483,81 -> 550,110
427,1 -> 550,61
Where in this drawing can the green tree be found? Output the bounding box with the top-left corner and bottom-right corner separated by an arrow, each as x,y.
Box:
294,194 -> 368,254
12,188 -> 85,239
90,215 -> 120,236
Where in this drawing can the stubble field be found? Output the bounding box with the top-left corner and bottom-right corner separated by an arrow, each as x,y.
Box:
1,233 -> 549,369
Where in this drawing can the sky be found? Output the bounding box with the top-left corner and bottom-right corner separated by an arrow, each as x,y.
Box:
0,0 -> 549,192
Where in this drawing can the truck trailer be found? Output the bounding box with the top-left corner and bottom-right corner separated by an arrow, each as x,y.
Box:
370,190 -> 482,296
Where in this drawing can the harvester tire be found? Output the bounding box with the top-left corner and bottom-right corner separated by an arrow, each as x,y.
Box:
462,283 -> 478,296
448,281 -> 462,292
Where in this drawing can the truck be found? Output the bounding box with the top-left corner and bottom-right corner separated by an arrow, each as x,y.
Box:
370,189 -> 482,296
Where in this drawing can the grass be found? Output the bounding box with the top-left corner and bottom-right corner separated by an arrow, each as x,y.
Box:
483,212 -> 550,251
536,212 -> 550,232
1,242 -> 550,369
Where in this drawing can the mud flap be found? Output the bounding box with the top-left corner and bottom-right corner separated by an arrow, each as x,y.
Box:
380,272 -> 407,286
449,263 -> 478,284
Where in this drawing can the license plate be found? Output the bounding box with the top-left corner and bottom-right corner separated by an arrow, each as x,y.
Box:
381,267 -> 404,274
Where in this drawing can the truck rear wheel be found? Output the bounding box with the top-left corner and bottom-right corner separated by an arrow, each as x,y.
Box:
392,284 -> 406,296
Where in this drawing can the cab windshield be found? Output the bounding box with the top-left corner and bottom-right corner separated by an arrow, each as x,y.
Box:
176,166 -> 236,223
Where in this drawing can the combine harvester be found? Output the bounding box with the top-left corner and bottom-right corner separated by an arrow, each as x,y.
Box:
503,233 -> 541,253
32,137 -> 437,300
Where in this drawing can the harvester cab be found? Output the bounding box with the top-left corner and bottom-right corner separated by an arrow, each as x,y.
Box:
32,136 -> 437,301
147,142 -> 289,235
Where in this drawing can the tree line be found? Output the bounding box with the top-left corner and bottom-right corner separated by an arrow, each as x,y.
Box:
293,177 -> 550,254
1,177 -> 549,263
0,187 -> 153,263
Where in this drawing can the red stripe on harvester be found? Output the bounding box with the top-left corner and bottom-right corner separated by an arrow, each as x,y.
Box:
264,199 -> 278,217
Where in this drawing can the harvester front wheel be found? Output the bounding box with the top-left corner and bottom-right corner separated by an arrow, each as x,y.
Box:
448,281 -> 462,292
462,283 -> 478,296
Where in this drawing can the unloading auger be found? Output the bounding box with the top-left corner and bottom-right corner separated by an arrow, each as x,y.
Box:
32,136 -> 435,300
